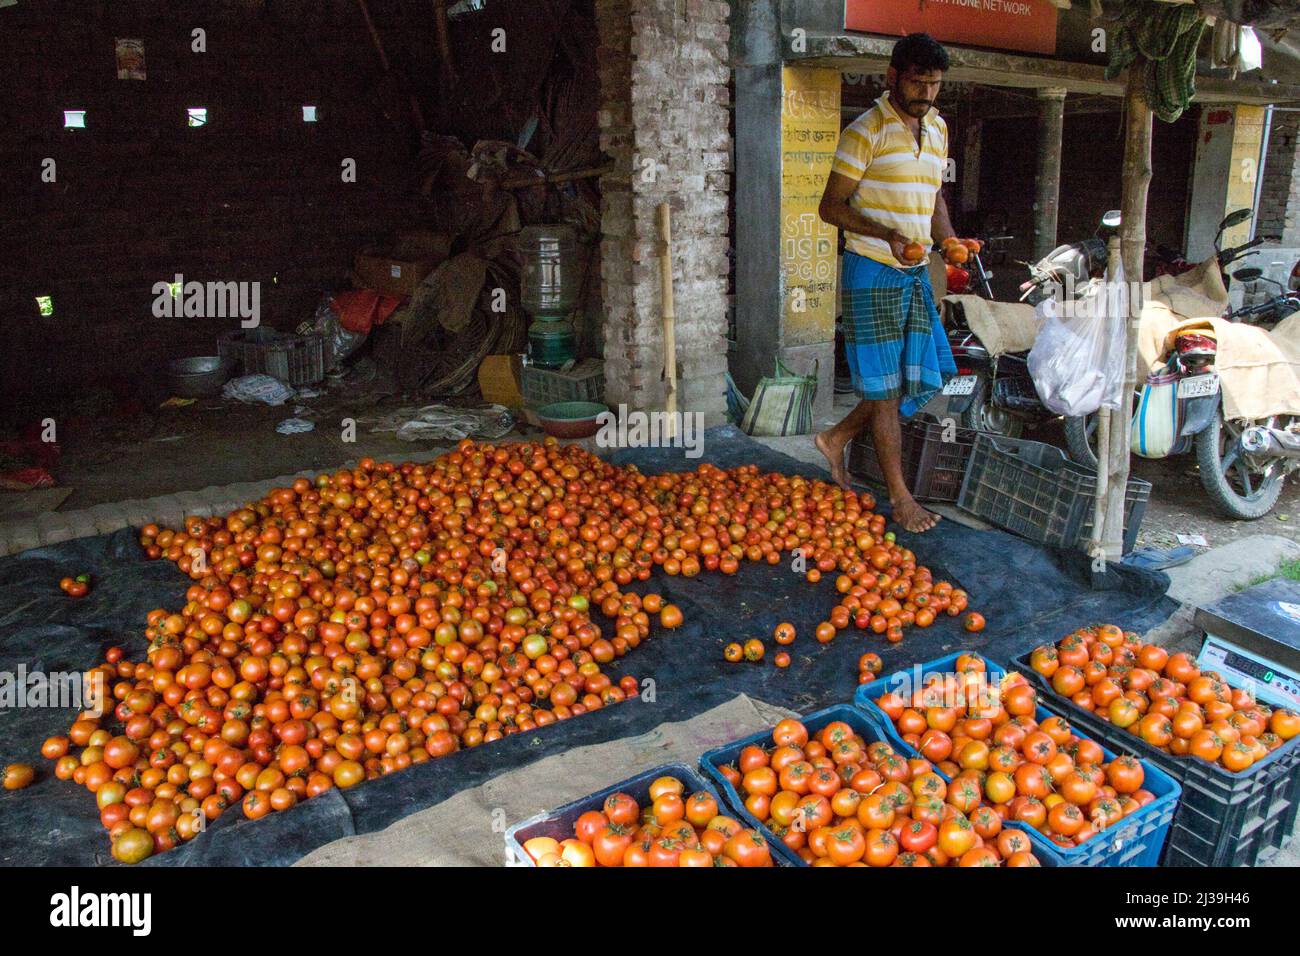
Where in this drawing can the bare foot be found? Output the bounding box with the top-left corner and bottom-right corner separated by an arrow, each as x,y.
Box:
892,495 -> 941,533
815,430 -> 851,490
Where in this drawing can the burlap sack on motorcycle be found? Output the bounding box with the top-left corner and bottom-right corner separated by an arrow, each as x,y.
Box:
1138,303 -> 1300,422
943,295 -> 1040,357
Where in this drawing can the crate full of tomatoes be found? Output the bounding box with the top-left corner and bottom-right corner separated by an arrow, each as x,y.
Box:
857,652 -> 1181,867
1019,626 -> 1300,867
506,764 -> 782,867
701,705 -> 1046,866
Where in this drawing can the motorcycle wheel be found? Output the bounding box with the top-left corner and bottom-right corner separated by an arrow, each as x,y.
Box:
1063,390 -> 1143,469
961,381 -> 1024,438
1195,413 -> 1287,520
1063,414 -> 1098,469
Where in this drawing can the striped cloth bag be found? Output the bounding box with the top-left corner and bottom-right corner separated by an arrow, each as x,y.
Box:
740,359 -> 818,437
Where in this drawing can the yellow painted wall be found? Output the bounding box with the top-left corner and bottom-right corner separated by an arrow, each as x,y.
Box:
780,66 -> 840,348
1224,104 -> 1265,248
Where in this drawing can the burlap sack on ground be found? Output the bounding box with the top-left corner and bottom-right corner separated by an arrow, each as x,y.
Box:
294,694 -> 796,867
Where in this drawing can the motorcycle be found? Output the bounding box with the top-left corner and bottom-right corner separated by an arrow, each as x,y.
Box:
936,235 -> 1056,438
1228,265 -> 1300,328
1019,208 -> 1262,303
1062,211 -> 1300,520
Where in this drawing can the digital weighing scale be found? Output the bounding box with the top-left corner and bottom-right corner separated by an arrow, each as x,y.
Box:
1193,577 -> 1300,710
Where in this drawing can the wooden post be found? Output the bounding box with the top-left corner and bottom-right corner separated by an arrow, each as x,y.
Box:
1033,88 -> 1067,261
1091,236 -> 1123,562
1104,68 -> 1153,562
658,203 -> 679,440
356,0 -> 426,134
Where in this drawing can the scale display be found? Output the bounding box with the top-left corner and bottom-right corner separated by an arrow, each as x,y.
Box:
1199,636 -> 1300,710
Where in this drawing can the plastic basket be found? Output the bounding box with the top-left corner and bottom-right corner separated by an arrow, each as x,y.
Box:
520,358 -> 605,410
1014,648 -> 1300,867
957,434 -> 1150,554
218,328 -> 326,386
503,762 -> 787,867
847,415 -> 976,503
854,652 -> 1181,867
699,703 -> 1057,867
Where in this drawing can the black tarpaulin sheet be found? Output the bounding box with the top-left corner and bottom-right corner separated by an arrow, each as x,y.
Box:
0,426 -> 1175,866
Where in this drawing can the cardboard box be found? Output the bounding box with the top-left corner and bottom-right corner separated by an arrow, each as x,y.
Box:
353,231 -> 452,298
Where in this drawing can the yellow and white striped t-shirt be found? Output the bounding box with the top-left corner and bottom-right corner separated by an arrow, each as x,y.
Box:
831,94 -> 948,268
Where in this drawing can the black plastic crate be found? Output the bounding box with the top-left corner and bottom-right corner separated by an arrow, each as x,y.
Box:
958,433 -> 1149,554
1014,649 -> 1300,867
847,415 -> 976,503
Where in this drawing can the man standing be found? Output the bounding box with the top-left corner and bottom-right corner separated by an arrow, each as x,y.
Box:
816,33 -> 958,533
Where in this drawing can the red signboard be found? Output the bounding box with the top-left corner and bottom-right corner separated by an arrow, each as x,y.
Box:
845,0 -> 1058,56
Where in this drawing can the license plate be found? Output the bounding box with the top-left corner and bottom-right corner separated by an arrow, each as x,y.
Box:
1177,374 -> 1219,399
942,375 -> 978,396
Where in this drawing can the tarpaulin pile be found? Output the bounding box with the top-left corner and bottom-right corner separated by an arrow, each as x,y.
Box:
0,427 -> 1174,866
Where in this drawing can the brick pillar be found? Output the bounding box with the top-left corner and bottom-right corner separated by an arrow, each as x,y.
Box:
595,0 -> 732,425
1256,111 -> 1299,241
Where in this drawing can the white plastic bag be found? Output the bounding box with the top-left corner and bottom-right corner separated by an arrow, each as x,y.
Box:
1027,265 -> 1127,417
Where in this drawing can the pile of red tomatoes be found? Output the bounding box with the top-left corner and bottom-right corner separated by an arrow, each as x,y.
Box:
717,716 -> 1041,866
1028,624 -> 1299,773
519,774 -> 773,867
873,655 -> 1158,851
37,440 -> 972,862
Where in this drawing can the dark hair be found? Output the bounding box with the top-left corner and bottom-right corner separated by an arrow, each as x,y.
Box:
889,33 -> 950,74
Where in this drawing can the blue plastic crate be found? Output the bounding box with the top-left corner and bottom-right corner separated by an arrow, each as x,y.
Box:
698,703 -> 1056,867
503,762 -> 786,867
854,651 -> 1182,867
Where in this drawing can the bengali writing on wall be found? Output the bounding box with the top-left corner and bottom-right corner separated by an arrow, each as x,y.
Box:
781,67 -> 840,347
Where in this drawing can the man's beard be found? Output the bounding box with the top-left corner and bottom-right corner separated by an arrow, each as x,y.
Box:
893,85 -> 932,118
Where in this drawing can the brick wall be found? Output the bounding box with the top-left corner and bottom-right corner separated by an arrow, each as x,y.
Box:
0,1 -> 441,420
1258,110 -> 1300,243
595,0 -> 731,424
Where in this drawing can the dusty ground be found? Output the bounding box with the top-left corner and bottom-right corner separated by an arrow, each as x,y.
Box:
41,385 -> 477,509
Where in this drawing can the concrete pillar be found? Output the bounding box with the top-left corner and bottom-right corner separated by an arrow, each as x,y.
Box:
1186,104 -> 1267,260
732,0 -> 837,423
594,0 -> 732,425
1033,88 -> 1067,261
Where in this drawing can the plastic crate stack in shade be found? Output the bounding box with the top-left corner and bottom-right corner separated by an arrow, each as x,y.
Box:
846,415 -> 977,503
218,328 -> 326,387
520,358 -> 605,410
854,652 -> 1181,867
699,703 -> 1058,867
503,762 -> 787,867
1014,648 -> 1300,867
957,433 -> 1150,554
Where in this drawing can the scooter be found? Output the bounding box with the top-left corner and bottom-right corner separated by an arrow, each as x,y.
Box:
1062,211 -> 1299,520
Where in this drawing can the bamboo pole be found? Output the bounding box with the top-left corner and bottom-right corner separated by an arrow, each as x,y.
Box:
1104,68 -> 1153,562
1091,236 -> 1123,564
657,202 -> 679,440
